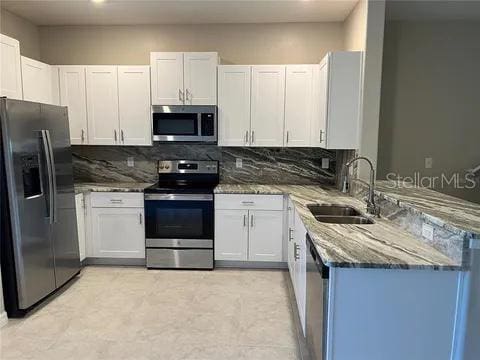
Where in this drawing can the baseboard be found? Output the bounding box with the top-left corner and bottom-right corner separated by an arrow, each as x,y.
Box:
84,257 -> 146,266
0,311 -> 8,328
215,260 -> 288,269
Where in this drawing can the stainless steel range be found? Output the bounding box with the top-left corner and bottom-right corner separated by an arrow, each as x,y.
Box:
144,160 -> 219,270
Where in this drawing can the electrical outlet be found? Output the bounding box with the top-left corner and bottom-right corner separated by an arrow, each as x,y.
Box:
425,157 -> 433,169
127,157 -> 134,167
321,158 -> 330,169
422,223 -> 434,241
236,158 -> 243,169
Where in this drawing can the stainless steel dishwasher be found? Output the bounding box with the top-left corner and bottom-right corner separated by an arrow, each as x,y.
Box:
306,234 -> 330,360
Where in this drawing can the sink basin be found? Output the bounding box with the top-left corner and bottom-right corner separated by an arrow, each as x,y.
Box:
307,204 -> 362,217
314,215 -> 374,225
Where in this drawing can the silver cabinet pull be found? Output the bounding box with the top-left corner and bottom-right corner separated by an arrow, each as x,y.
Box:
294,243 -> 300,261
250,214 -> 254,227
81,129 -> 85,143
186,88 -> 191,103
251,130 -> 255,144
114,129 -> 118,142
139,213 -> 143,225
245,130 -> 249,144
288,228 -> 294,242
286,131 -> 290,143
179,89 -> 184,103
243,214 -> 247,227
241,201 -> 255,205
110,199 -> 123,203
320,129 -> 324,143
121,130 -> 125,143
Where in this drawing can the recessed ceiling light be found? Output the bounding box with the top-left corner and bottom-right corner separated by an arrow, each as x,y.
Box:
91,0 -> 105,4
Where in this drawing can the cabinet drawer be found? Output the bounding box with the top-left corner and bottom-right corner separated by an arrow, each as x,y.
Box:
91,192 -> 144,208
215,194 -> 283,210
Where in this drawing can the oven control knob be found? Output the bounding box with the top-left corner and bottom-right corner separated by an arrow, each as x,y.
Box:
159,164 -> 164,169
165,165 -> 170,169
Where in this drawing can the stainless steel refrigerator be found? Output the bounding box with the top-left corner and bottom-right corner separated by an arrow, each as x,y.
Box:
0,98 -> 80,317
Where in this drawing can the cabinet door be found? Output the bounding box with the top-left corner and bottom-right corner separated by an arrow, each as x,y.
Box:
251,66 -> 285,147
91,207 -> 145,258
0,34 -> 23,100
59,66 -> 88,145
51,66 -> 60,106
294,212 -> 307,335
86,66 -> 119,145
215,209 -> 249,261
21,56 -> 52,104
75,193 -> 86,262
285,65 -> 314,147
287,199 -> 296,286
184,52 -> 218,105
217,65 -> 251,146
150,52 -> 184,105
249,210 -> 283,262
118,66 -> 151,146
311,60 -> 328,148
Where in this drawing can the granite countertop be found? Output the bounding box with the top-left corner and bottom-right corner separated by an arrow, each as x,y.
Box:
75,182 -> 153,194
215,184 -> 461,270
373,180 -> 480,237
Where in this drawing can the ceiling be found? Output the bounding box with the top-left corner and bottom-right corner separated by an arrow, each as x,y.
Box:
0,0 -> 359,26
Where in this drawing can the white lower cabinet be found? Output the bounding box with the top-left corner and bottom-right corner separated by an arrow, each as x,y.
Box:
88,192 -> 145,259
75,193 -> 86,262
287,199 -> 307,335
215,194 -> 284,263
214,209 -> 249,261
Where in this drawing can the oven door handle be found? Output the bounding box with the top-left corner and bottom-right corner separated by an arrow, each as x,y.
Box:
144,194 -> 213,201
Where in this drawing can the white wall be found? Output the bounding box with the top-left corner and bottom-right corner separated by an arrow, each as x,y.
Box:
0,8 -> 40,60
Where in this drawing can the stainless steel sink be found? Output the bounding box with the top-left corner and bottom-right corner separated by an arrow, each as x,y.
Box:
307,204 -> 374,225
313,215 -> 374,225
307,204 -> 362,217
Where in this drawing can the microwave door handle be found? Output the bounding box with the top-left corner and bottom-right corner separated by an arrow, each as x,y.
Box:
45,130 -> 57,223
40,130 -> 54,224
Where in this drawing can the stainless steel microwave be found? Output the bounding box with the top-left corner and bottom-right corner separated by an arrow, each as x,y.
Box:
152,105 -> 217,143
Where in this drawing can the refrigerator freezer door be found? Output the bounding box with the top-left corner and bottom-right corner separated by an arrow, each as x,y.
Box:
41,103 -> 80,288
0,99 -> 56,309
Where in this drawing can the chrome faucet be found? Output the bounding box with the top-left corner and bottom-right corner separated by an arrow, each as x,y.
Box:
341,156 -> 380,217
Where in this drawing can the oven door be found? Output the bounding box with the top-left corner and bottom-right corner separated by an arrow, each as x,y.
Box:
144,193 -> 214,249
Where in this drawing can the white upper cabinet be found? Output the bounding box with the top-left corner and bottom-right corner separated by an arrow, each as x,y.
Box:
217,65 -> 251,146
86,66 -> 119,145
0,34 -> 23,100
21,56 -> 52,104
251,65 -> 285,147
150,52 -> 184,105
183,52 -> 218,105
51,66 -> 60,106
150,52 -> 218,105
59,66 -> 88,145
284,65 -> 315,147
118,66 -> 151,146
311,51 -> 363,149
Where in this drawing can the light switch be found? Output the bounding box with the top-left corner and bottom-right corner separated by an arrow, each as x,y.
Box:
236,158 -> 243,169
321,158 -> 330,169
127,157 -> 134,167
425,157 -> 433,169
422,223 -> 434,241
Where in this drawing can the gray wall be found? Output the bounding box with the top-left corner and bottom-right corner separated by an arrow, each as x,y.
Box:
378,20 -> 480,203
0,9 -> 40,60
39,22 -> 344,65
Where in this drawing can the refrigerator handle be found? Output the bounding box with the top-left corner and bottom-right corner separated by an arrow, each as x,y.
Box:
41,130 -> 54,224
45,130 -> 57,223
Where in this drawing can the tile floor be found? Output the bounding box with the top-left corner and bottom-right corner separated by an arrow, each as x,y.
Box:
0,266 -> 300,360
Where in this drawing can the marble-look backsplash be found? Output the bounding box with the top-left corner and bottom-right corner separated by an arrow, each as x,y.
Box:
72,144 -> 343,185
